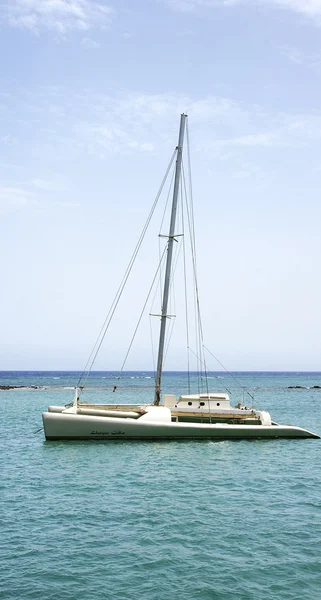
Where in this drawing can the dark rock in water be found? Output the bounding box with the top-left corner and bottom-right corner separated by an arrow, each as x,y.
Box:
0,385 -> 19,390
288,386 -> 307,389
0,385 -> 40,390
288,385 -> 321,390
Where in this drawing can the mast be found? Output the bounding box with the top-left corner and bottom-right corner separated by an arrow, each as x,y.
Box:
154,113 -> 187,405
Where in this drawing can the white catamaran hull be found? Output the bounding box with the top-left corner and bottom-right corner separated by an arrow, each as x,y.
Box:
40,117 -> 320,443
42,410 -> 319,440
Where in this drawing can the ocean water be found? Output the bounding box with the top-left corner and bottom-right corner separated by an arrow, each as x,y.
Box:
1,371 -> 321,600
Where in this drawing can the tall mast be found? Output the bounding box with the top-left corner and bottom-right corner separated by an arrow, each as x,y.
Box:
154,113 -> 187,405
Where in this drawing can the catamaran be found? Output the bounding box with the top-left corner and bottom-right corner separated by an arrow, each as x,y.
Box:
42,115 -> 319,441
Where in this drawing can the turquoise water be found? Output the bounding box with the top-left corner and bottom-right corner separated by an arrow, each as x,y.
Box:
1,371 -> 321,599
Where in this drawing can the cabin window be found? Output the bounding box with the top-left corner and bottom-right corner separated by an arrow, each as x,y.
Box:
188,402 -> 192,406
216,403 -> 220,406
200,402 -> 205,407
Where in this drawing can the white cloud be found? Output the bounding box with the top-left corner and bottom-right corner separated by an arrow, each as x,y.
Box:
1,134 -> 17,145
278,44 -> 321,66
3,86 -> 321,163
166,0 -> 321,19
70,93 -> 321,159
166,0 -> 237,12
279,45 -> 309,65
75,122 -> 155,156
1,0 -> 114,34
0,177 -> 73,213
31,178 -> 66,191
285,115 -> 321,137
81,36 -> 100,48
203,114 -> 321,153
106,93 -> 245,126
217,131 -> 281,147
271,0 -> 321,17
0,186 -> 35,208
70,92 -> 246,156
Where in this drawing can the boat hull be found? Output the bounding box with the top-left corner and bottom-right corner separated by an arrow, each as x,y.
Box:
42,411 -> 319,440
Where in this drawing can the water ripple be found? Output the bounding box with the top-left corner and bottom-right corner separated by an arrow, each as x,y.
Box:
1,376 -> 321,599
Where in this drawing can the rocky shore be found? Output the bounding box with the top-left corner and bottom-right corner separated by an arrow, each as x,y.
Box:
0,385 -> 44,390
288,385 -> 321,389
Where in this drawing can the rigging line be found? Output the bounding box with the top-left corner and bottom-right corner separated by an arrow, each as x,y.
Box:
166,198 -> 181,309
182,168 -> 208,394
160,183 -> 184,319
165,284 -> 176,361
185,129 -> 204,362
33,427 -> 44,434
163,305 -> 176,366
151,237 -> 179,377
188,127 -> 210,394
119,245 -> 168,373
163,233 -> 184,365
150,213 -> 182,322
163,224 -> 184,364
185,122 -> 200,353
187,346 -> 228,395
158,165 -> 176,309
186,119 -> 196,265
155,175 -> 181,311
159,163 -> 176,235
181,161 -> 205,388
151,233 -> 183,373
149,314 -> 156,378
149,259 -> 163,315
181,172 -> 191,395
203,345 -> 255,401
150,228 -> 183,376
187,346 -> 212,394
181,162 -> 200,339
77,148 -> 177,387
82,148 -> 177,384
162,229 -> 185,368
161,184 -> 185,367
186,119 -> 199,319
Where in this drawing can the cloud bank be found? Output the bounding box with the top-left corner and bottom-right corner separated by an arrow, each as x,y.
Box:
1,0 -> 114,33
167,0 -> 321,19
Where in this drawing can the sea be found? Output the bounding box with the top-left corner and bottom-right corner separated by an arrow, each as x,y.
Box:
1,370 -> 321,600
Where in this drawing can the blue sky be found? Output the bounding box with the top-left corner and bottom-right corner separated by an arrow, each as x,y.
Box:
1,0 -> 321,370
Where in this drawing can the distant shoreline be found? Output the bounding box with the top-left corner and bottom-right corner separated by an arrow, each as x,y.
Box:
1,370 -> 321,374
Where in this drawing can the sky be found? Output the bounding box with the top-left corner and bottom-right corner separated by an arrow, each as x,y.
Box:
1,0 -> 321,371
